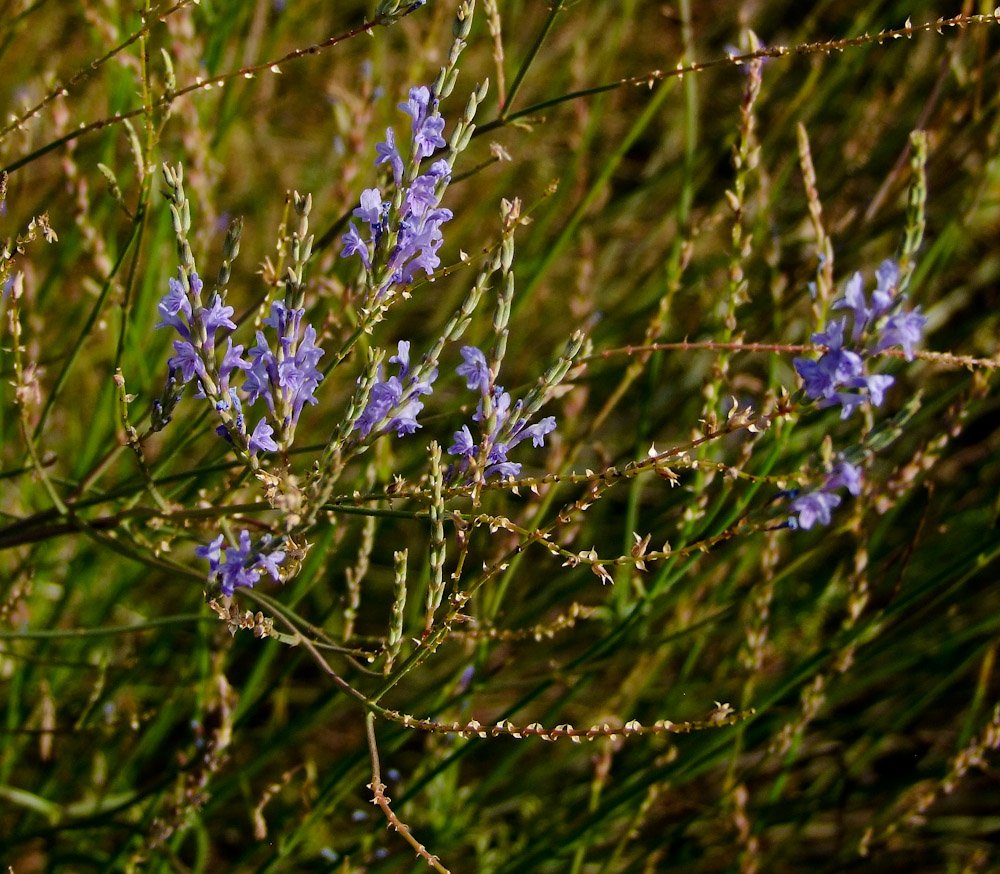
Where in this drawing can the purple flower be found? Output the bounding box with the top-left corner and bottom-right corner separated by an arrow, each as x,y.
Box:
353,188 -> 384,228
197,529 -> 288,596
447,353 -> 558,481
787,458 -> 863,530
794,348 -> 863,401
448,424 -> 476,456
195,534 -> 225,574
248,418 -> 279,456
354,341 -> 437,438
795,262 -> 924,418
825,461 -> 863,496
871,259 -> 899,317
457,345 -> 490,392
400,86 -> 431,131
789,490 -> 842,530
511,416 -> 557,448
375,127 -> 404,185
168,338 -> 207,384
155,273 -> 193,337
341,223 -> 371,270
218,531 -> 258,595
400,86 -> 446,159
413,114 -> 446,159
218,338 -> 249,394
254,548 -> 286,581
821,391 -> 870,420
200,294 -> 236,348
241,303 -> 324,431
832,272 -> 869,341
875,309 -> 927,361
341,85 -> 453,288
849,373 -> 895,407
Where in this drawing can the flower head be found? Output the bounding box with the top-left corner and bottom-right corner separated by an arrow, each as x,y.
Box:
354,340 -> 437,439
198,529 -> 287,596
795,260 -> 925,418
447,346 -> 558,481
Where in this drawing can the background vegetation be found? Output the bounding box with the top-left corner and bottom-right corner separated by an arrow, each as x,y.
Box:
1,1 -> 999,871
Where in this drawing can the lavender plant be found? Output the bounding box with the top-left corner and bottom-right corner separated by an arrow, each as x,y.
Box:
2,3 -> 1000,873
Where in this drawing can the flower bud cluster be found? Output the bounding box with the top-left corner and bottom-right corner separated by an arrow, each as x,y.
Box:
156,271 -> 324,458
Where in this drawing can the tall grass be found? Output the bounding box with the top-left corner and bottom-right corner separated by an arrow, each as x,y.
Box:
1,2 -> 999,872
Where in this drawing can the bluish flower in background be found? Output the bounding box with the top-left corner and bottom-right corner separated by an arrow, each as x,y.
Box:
794,259 -> 926,418
447,345 -> 557,480
354,341 -> 437,438
788,460 -> 863,530
875,309 -> 928,361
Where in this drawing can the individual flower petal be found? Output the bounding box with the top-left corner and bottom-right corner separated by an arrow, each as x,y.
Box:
341,223 -> 371,270
870,259 -> 899,317
195,534 -> 225,575
254,549 -> 286,581
832,271 -> 870,341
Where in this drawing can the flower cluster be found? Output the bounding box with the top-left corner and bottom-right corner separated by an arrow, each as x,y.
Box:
156,272 -> 324,456
242,301 -> 325,441
341,86 -> 452,292
156,263 -> 323,593
787,460 -> 863,530
195,530 -> 285,597
794,260 -> 927,418
447,346 -> 557,480
354,341 -> 437,438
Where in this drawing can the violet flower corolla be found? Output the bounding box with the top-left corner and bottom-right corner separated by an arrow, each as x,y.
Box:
794,259 -> 927,418
447,345 -> 557,481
